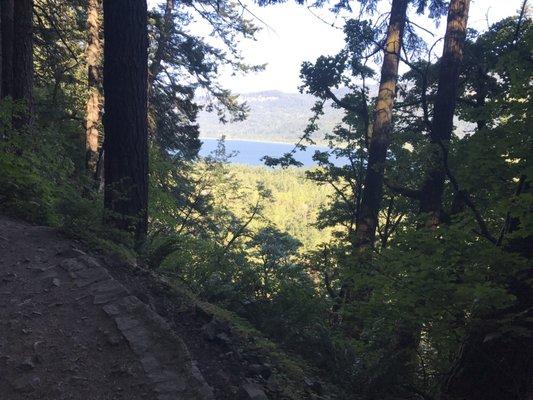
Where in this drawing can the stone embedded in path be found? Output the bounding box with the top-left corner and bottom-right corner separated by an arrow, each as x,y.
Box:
90,279 -> 128,305
239,382 -> 269,400
115,315 -> 143,332
58,258 -> 86,274
119,323 -> 152,355
37,269 -> 58,281
69,265 -> 111,288
78,255 -> 102,269
139,354 -> 160,373
147,370 -> 181,384
12,375 -> 41,393
56,247 -> 86,259
154,378 -> 187,394
36,268 -> 62,290
104,295 -> 215,399
17,357 -> 35,371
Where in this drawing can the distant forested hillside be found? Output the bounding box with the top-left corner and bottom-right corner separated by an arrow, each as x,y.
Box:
197,90 -> 346,143
198,88 -> 476,144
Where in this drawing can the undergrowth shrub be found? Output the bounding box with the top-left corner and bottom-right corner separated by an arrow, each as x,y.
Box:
0,101 -> 135,260
0,102 -> 69,225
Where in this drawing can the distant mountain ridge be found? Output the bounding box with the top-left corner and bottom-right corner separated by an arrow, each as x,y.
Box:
197,90 -> 346,144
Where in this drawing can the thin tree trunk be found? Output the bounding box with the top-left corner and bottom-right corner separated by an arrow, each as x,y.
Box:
103,0 -> 149,245
85,0 -> 103,174
1,0 -> 13,99
147,0 -> 174,137
12,0 -> 33,128
420,0 -> 471,227
148,0 -> 173,90
353,0 -> 409,249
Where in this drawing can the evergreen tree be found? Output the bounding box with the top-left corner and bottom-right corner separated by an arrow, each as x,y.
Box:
353,0 -> 409,249
85,0 -> 102,174
0,0 -> 13,99
12,0 -> 33,128
419,0 -> 471,227
102,0 -> 149,243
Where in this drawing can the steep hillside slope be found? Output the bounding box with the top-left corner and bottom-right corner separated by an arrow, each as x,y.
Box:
0,216 -> 336,400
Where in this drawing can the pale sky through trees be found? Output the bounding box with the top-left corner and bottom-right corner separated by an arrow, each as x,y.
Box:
148,0 -> 526,93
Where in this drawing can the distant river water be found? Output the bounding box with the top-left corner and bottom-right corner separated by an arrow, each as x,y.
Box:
199,138 -> 346,167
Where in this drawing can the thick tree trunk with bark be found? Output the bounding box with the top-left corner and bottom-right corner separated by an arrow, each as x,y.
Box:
0,2 -> 2,99
420,0 -> 470,227
1,0 -> 13,99
85,0 -> 103,174
353,0 -> 409,249
12,0 -> 33,128
103,0 -> 149,244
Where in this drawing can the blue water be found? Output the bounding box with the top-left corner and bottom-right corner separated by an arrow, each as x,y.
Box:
199,138 -> 345,167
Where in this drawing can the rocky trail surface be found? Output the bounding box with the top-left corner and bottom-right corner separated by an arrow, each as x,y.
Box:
0,216 -> 275,400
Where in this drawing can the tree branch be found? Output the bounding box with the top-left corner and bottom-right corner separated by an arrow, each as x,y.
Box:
385,178 -> 422,200
436,139 -> 497,244
496,174 -> 526,246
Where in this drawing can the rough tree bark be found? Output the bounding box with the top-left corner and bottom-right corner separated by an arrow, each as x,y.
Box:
420,0 -> 470,227
0,1 -> 2,99
0,0 -> 13,99
335,0 -> 409,315
103,0 -> 149,244
385,2 -> 473,392
85,0 -> 103,174
353,0 -> 409,249
12,0 -> 33,128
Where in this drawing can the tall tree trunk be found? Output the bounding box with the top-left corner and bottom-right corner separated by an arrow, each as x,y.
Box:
0,2 -> 2,99
1,0 -> 13,99
387,2 -> 472,390
12,0 -> 33,128
335,0 -> 409,317
420,0 -> 470,227
85,0 -> 103,174
103,0 -> 149,244
353,0 -> 409,249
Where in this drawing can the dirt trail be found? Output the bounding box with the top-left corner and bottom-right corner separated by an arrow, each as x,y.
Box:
0,216 -> 214,400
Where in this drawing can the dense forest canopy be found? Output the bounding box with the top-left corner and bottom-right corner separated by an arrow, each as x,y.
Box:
0,0 -> 531,399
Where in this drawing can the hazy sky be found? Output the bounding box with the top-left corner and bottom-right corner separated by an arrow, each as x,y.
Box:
148,0 -> 526,93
